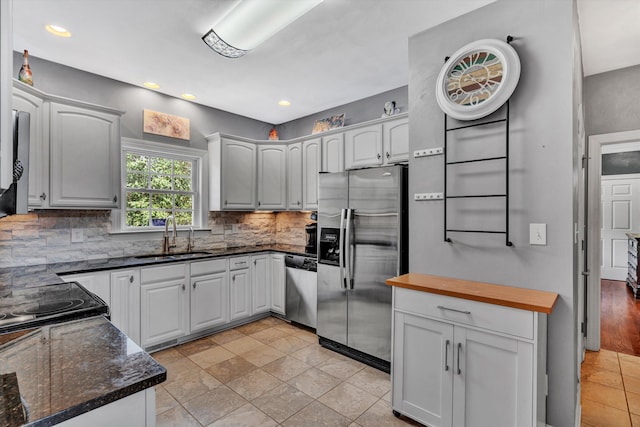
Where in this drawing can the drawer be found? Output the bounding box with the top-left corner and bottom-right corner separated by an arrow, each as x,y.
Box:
141,263 -> 185,283
229,256 -> 250,270
394,287 -> 534,340
191,258 -> 227,276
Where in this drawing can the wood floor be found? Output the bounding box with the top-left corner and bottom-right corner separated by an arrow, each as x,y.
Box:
601,279 -> 640,356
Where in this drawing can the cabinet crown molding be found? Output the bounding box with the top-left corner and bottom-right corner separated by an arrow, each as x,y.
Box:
205,112 -> 408,145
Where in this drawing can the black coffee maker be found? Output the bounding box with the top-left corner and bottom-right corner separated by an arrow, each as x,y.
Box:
305,223 -> 317,254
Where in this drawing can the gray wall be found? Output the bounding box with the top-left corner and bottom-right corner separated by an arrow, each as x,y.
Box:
408,1 -> 577,426
585,64 -> 640,137
13,52 -> 273,149
277,85 -> 408,139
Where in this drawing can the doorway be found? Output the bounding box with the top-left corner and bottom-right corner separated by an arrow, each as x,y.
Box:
586,129 -> 640,351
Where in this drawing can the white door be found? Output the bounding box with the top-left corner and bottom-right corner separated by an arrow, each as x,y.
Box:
257,144 -> 287,210
601,175 -> 640,280
270,254 -> 285,315
140,279 -> 188,347
229,269 -> 251,320
287,142 -> 303,210
251,255 -> 270,314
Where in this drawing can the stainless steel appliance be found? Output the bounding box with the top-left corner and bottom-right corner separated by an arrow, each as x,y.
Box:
0,110 -> 30,217
285,254 -> 317,329
0,282 -> 109,334
317,165 -> 407,371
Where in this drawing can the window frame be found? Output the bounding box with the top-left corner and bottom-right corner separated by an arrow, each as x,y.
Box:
114,138 -> 208,233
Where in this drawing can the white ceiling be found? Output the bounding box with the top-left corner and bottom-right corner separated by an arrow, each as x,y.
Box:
12,0 -> 640,125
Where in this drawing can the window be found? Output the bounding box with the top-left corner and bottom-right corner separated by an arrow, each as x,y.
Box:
117,138 -> 208,232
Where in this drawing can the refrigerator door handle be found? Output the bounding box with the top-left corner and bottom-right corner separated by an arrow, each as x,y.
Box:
339,208 -> 347,289
345,208 -> 353,289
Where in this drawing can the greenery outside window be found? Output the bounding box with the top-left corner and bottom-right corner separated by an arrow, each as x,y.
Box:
116,138 -> 208,232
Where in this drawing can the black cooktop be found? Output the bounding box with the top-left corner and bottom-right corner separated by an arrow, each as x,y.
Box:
0,281 -> 109,334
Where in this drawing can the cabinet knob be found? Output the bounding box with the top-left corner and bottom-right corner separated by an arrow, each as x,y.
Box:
377,153 -> 381,160
182,284 -> 186,291
253,260 -> 256,265
258,201 -> 261,207
297,201 -> 300,205
386,152 -> 390,159
129,275 -> 134,283
193,282 -> 197,289
40,192 -> 46,201
232,275 -> 235,282
113,195 -> 118,203
225,200 -> 228,205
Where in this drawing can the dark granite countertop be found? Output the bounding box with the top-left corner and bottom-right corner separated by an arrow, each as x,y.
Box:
0,244 -> 313,291
0,316 -> 166,427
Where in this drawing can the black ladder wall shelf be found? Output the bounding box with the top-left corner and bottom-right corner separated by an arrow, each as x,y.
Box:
443,100 -> 513,246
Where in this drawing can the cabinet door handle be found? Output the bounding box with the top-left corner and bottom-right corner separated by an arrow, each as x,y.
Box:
225,200 -> 228,205
40,192 -> 46,201
377,153 -> 381,160
258,201 -> 261,206
297,200 -> 301,205
253,260 -> 256,265
182,284 -> 185,291
113,195 -> 118,203
129,275 -> 134,283
193,282 -> 197,289
232,275 -> 235,282
386,152 -> 390,159
457,343 -> 462,375
437,305 -> 471,315
444,339 -> 450,372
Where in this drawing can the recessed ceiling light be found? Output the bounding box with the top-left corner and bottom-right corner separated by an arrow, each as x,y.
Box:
278,100 -> 291,107
45,24 -> 71,38
181,93 -> 196,100
143,82 -> 160,89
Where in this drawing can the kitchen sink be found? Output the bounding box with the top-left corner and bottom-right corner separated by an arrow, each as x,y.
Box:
134,251 -> 212,261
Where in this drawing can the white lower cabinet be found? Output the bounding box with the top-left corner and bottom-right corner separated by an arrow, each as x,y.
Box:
270,253 -> 285,315
61,271 -> 111,307
229,257 -> 251,321
190,258 -> 229,332
140,264 -> 188,348
251,254 -> 270,315
110,269 -> 141,345
392,287 -> 546,427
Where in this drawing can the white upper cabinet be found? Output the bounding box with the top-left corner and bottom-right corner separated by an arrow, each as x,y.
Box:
302,138 -> 320,210
257,144 -> 287,210
344,124 -> 383,169
208,134 -> 257,211
345,115 -> 409,170
383,116 -> 409,164
12,82 -> 47,207
49,101 -> 121,208
321,133 -> 344,173
12,82 -> 122,209
287,142 -> 303,210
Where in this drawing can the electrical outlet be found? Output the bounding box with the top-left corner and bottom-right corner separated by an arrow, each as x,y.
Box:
529,223 -> 547,245
71,228 -> 84,243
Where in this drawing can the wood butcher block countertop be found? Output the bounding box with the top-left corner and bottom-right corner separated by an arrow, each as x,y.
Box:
386,273 -> 558,314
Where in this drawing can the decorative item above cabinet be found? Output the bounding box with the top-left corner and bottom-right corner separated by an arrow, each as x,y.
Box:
12,80 -> 124,210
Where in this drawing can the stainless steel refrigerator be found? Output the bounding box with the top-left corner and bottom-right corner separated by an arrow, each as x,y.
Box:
317,165 -> 407,371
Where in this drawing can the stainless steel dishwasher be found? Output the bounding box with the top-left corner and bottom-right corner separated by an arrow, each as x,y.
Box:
285,254 -> 317,329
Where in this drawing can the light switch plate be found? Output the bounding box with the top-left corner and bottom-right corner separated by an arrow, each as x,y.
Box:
71,228 -> 84,243
529,223 -> 547,245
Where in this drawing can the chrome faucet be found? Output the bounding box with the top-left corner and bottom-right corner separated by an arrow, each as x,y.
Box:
162,215 -> 177,254
187,226 -> 195,252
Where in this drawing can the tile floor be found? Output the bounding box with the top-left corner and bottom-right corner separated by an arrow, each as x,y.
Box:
581,349 -> 640,427
153,316 -> 419,427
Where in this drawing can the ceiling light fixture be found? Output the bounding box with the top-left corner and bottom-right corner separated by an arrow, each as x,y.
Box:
278,100 -> 291,107
202,0 -> 323,58
143,82 -> 160,89
181,93 -> 196,100
45,24 -> 71,38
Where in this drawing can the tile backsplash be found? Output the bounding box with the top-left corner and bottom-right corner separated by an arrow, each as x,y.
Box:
0,210 -> 312,268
